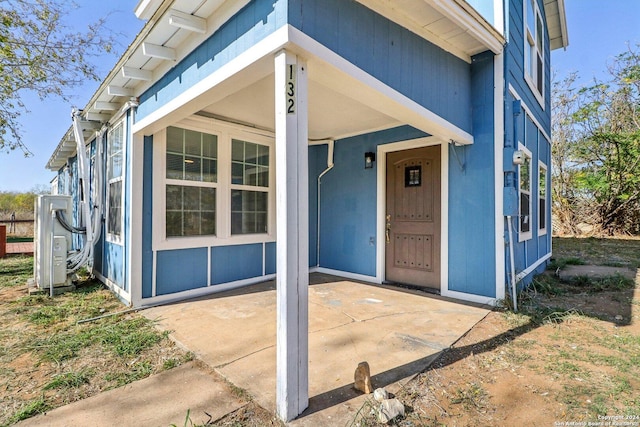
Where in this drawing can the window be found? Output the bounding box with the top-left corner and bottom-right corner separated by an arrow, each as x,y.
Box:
538,162 -> 547,235
157,119 -> 274,248
524,0 -> 544,102
518,144 -> 532,241
231,139 -> 269,235
107,121 -> 124,241
165,126 -> 218,237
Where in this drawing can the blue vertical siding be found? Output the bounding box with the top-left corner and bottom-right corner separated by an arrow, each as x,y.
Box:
142,136 -> 153,299
448,51 -> 496,297
265,242 -> 276,275
104,243 -> 124,287
288,0 -> 472,134
137,0 -> 287,121
211,244 -> 263,284
156,248 -> 208,295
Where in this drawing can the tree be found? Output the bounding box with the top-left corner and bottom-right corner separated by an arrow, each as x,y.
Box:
551,45 -> 640,235
0,0 -> 114,156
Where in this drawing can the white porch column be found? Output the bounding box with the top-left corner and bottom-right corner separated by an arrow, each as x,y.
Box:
274,50 -> 309,421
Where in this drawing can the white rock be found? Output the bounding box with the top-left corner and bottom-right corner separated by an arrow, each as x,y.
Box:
373,388 -> 388,402
377,398 -> 405,423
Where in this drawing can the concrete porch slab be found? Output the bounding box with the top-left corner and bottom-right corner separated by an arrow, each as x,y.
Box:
144,275 -> 490,425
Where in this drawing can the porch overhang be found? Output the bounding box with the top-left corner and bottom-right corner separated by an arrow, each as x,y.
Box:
131,25 -> 473,146
355,0 -> 505,63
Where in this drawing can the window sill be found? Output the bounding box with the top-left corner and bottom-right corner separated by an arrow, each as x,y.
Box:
153,234 -> 275,251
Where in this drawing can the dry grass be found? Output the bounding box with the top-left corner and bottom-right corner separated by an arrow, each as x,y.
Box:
0,256 -> 193,426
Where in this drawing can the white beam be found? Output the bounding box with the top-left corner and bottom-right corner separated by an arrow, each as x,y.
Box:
168,10 -> 206,34
275,50 -> 309,422
94,101 -> 119,111
107,85 -> 133,97
142,42 -> 176,61
122,66 -> 153,81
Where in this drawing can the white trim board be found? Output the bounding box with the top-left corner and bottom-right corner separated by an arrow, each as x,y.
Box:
516,252 -> 551,282
142,273 -> 277,307
288,26 -> 474,145
493,52 -> 506,302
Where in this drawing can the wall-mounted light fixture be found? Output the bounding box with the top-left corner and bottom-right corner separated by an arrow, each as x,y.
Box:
364,152 -> 376,169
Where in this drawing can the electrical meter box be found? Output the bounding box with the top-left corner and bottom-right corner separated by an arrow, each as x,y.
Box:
34,195 -> 73,290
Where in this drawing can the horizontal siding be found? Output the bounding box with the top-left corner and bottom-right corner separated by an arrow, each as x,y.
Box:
448,51 -> 496,297
289,0 -> 472,133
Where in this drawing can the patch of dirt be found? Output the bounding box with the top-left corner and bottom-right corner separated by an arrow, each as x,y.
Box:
211,402 -> 284,427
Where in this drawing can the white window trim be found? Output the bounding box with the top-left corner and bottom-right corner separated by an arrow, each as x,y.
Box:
538,160 -> 548,236
523,0 -> 545,109
106,119 -> 126,245
518,142 -> 533,242
152,116 -> 276,251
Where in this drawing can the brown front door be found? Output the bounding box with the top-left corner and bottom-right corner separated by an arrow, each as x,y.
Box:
385,146 -> 441,290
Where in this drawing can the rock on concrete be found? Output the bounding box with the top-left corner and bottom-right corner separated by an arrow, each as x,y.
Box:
354,361 -> 372,394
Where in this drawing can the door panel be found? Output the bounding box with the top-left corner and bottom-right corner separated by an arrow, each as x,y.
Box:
385,146 -> 441,289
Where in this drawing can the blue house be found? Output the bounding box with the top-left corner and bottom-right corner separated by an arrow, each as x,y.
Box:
46,0 -> 567,419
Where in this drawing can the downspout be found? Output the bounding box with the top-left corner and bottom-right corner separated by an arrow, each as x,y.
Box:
507,215 -> 517,312
508,97 -> 522,312
312,139 -> 335,267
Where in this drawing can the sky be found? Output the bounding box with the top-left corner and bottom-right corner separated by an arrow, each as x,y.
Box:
0,0 -> 639,192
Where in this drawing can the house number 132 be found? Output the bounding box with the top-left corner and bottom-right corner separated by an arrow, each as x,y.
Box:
286,64 -> 296,114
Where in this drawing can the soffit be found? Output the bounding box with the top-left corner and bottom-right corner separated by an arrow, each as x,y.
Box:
200,74 -> 400,141
543,0 -> 569,50
355,0 -> 505,62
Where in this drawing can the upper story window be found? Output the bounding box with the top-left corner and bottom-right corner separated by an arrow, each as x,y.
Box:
524,0 -> 544,104
107,121 -> 124,242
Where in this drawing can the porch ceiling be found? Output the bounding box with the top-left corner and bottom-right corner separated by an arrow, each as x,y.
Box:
200,74 -> 400,141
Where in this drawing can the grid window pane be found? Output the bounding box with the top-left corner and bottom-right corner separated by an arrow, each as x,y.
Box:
231,190 -> 268,235
231,139 -> 269,188
108,123 -> 123,180
166,127 -> 183,152
166,153 -> 183,180
166,126 -> 217,183
166,185 -> 216,237
520,193 -> 530,233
